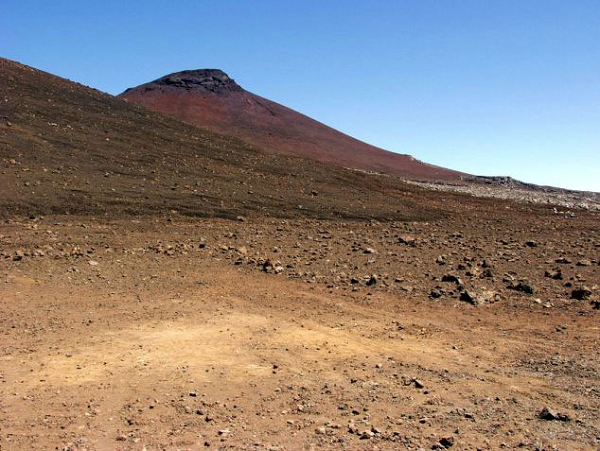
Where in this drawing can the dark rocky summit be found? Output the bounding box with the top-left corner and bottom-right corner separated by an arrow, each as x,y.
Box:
126,69 -> 244,94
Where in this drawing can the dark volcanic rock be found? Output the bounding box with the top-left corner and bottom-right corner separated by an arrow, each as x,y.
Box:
135,69 -> 243,94
571,287 -> 592,300
441,274 -> 462,284
509,281 -> 535,294
545,269 -> 563,280
538,407 -> 570,422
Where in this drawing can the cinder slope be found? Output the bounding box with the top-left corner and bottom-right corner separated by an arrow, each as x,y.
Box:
120,70 -> 465,181
0,58 -> 444,221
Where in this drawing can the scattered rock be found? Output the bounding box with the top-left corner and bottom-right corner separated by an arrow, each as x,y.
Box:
441,274 -> 462,284
481,268 -> 494,278
413,378 -> 424,389
545,269 -> 563,280
315,426 -> 327,435
571,287 -> 592,300
366,275 -> 377,286
439,436 -> 455,448
398,234 -> 416,246
429,288 -> 442,299
460,289 -> 496,306
509,281 -> 534,294
538,407 -> 570,422
359,430 -> 375,440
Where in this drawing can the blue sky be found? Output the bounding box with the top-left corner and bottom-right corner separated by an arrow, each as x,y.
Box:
2,0 -> 599,191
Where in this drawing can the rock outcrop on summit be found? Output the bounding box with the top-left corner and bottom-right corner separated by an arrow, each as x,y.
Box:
120,69 -> 465,181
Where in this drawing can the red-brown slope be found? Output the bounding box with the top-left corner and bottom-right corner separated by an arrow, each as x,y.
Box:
119,70 -> 464,181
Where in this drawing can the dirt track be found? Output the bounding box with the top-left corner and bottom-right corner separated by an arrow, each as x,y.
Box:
1,216 -> 598,450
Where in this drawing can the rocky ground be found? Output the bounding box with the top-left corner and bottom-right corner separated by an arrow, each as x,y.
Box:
405,179 -> 600,212
1,205 -> 598,450
1,57 -> 599,451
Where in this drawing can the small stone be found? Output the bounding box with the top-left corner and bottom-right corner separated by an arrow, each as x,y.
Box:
460,290 -> 495,306
273,265 -> 284,274
366,275 -> 377,286
510,281 -> 534,294
479,267 -> 493,278
439,436 -> 455,448
413,379 -> 424,389
545,269 -> 562,280
359,430 -> 374,439
429,288 -> 442,299
398,234 -> 416,246
571,287 -> 592,300
348,421 -> 359,434
88,260 -> 99,266
441,274 -> 462,284
538,407 -> 570,422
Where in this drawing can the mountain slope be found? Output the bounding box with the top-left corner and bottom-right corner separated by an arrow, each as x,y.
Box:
119,70 -> 464,181
0,58 -> 446,221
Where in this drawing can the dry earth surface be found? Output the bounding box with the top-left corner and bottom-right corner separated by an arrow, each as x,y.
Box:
1,207 -> 599,451
1,58 -> 599,450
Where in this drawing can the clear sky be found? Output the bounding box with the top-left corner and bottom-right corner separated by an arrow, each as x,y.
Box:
2,0 -> 599,191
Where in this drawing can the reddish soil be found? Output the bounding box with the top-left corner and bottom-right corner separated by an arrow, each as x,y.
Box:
1,58 -> 599,450
119,70 -> 465,181
1,214 -> 599,450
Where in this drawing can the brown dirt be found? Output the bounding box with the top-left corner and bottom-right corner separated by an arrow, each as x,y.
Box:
1,214 -> 599,450
1,58 -> 599,450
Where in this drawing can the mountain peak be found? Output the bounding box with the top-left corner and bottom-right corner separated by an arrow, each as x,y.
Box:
141,69 -> 243,94
120,68 -> 464,181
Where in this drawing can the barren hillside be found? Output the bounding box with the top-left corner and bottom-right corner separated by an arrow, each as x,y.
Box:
1,58 -> 599,450
120,69 -> 465,181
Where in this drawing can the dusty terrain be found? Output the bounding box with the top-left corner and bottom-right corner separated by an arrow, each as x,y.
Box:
1,58 -> 599,450
1,210 -> 599,451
